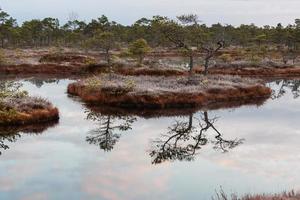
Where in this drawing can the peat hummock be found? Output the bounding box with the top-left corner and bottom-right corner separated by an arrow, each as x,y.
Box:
0,51 -> 98,76
0,96 -> 59,126
68,74 -> 272,109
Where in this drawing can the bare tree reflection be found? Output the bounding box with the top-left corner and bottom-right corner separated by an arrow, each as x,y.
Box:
85,110 -> 137,151
272,80 -> 300,99
150,111 -> 244,164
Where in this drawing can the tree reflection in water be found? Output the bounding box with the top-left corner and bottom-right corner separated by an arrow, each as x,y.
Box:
0,122 -> 57,155
272,79 -> 300,99
150,111 -> 244,164
26,79 -> 60,88
0,132 -> 20,155
85,110 -> 137,151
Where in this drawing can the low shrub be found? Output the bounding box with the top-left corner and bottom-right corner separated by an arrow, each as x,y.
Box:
219,53 -> 233,63
86,77 -> 102,90
0,49 -> 6,66
124,79 -> 136,91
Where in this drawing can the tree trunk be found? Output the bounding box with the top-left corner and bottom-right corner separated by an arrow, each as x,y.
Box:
105,50 -> 112,81
189,55 -> 194,76
188,114 -> 193,131
204,57 -> 209,76
105,49 -> 110,65
203,111 -> 208,123
138,55 -> 143,65
1,38 -> 4,48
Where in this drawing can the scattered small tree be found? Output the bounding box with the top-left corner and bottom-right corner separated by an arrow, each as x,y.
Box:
202,41 -> 225,75
128,38 -> 151,65
86,31 -> 117,65
85,30 -> 118,79
160,14 -> 201,77
253,34 -> 267,47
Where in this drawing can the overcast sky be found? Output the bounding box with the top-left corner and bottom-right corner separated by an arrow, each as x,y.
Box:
1,0 -> 300,26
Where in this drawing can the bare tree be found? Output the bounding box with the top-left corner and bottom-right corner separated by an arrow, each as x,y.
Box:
202,41 -> 225,75
67,11 -> 80,31
160,15 -> 200,77
161,15 -> 225,77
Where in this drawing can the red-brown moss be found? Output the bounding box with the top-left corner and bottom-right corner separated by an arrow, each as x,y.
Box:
0,63 -> 90,75
39,53 -> 96,64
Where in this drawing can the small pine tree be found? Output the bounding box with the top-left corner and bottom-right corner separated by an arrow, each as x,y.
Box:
128,39 -> 151,65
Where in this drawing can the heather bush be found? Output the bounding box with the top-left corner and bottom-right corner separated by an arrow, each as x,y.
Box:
0,81 -> 52,114
124,79 -> 136,91
0,108 -> 18,123
86,77 -> 102,90
0,81 -> 28,100
2,96 -> 52,112
249,55 -> 262,65
84,57 -> 97,65
0,49 -> 6,66
219,53 -> 233,63
81,74 -> 260,95
14,48 -> 24,59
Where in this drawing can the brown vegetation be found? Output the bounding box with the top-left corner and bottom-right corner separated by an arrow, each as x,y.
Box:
39,53 -> 96,65
0,63 -> 90,75
0,96 -> 59,126
213,190 -> 300,200
116,67 -> 186,76
198,66 -> 300,78
0,50 -> 99,76
67,74 -> 271,109
114,64 -> 300,79
1,48 -> 300,79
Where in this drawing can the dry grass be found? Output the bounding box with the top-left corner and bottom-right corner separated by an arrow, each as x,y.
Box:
213,189 -> 300,200
68,74 -> 271,109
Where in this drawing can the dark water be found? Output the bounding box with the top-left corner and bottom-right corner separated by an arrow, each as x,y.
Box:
0,78 -> 299,200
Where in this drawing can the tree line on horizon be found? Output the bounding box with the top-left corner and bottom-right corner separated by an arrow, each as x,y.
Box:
1,8 -> 300,50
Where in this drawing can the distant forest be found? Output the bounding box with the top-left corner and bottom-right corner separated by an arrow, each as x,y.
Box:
0,8 -> 300,50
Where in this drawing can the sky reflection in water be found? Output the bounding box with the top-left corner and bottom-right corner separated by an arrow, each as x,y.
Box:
0,78 -> 299,200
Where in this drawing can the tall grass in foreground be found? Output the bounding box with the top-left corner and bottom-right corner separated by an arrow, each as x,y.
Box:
213,188 -> 300,200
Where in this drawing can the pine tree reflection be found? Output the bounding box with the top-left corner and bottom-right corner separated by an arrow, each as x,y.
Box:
27,79 -> 59,88
272,80 -> 300,99
0,122 -> 57,155
0,132 -> 20,155
85,110 -> 137,151
150,111 -> 244,164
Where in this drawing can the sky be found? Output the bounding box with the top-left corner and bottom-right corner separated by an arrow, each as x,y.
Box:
0,0 -> 300,26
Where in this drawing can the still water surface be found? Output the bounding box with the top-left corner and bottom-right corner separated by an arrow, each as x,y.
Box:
0,78 -> 299,200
